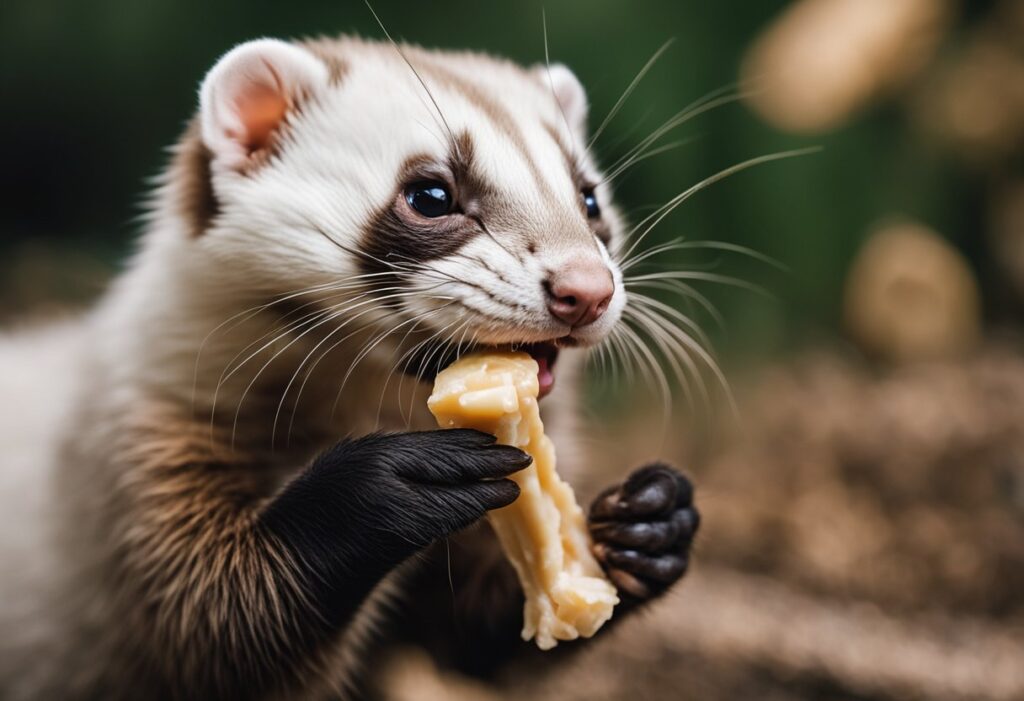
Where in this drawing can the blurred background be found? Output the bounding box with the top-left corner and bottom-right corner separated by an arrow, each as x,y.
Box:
3,0 -> 1024,699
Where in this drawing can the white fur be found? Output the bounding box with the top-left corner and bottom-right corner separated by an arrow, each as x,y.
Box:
542,62 -> 590,134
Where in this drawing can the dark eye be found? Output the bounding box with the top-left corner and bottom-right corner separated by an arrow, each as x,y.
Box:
582,187 -> 600,219
405,181 -> 454,218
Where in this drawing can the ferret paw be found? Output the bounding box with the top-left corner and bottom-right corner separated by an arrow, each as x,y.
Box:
588,463 -> 699,601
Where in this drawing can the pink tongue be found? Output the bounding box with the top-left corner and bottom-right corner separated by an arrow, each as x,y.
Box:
536,356 -> 555,398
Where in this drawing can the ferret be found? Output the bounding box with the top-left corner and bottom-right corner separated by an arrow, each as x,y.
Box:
0,35 -> 700,700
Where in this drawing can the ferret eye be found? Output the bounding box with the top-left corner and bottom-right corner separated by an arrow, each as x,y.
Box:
582,187 -> 600,219
405,181 -> 453,218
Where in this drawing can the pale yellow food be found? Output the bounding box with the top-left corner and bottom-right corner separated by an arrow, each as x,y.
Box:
428,352 -> 618,650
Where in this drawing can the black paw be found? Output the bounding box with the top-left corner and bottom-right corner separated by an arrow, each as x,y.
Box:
264,429 -> 531,574
323,429 -> 530,543
588,463 -> 699,601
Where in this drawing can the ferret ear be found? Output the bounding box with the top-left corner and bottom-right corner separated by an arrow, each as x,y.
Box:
199,38 -> 329,170
537,63 -> 589,136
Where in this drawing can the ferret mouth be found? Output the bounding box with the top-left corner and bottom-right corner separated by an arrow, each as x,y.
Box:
402,339 -> 565,399
518,342 -> 560,398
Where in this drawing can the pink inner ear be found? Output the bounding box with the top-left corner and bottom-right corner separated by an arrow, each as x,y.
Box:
232,82 -> 290,153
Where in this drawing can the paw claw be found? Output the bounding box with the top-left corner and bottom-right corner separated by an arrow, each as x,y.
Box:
606,567 -> 652,600
605,549 -> 688,583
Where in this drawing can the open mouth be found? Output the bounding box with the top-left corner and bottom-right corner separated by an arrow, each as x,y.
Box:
519,342 -> 560,398
402,339 -> 563,399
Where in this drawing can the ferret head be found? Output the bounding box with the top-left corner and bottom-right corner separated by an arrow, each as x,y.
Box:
190,37 -> 628,390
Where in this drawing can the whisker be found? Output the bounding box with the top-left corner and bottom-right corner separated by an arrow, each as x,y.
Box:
272,292 -> 453,447
623,304 -> 706,415
364,0 -> 462,161
618,320 -> 673,443
604,87 -> 745,178
625,278 -> 725,332
629,290 -> 715,352
618,147 -> 821,264
541,9 -> 580,168
626,270 -> 772,299
222,288 -> 431,448
599,137 -> 695,186
215,283 -> 405,389
622,238 -> 788,272
588,38 -> 675,151
330,303 -> 459,422
406,322 -> 463,425
627,296 -> 738,419
373,315 -> 445,428
191,274 -> 400,414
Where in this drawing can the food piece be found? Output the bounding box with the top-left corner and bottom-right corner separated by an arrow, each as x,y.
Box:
428,352 -> 618,650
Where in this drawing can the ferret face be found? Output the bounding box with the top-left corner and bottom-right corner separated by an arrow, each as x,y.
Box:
196,38 -> 627,386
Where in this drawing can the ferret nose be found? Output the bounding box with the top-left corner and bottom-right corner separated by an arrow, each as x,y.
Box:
545,260 -> 615,328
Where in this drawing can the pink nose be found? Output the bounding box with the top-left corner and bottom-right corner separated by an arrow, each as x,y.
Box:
545,260 -> 614,327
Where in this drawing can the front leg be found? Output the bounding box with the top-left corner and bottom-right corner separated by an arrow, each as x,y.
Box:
113,428 -> 529,699
589,463 -> 700,603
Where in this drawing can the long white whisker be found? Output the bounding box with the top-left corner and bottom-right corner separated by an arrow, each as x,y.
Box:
619,148 -> 821,264
605,88 -> 745,177
619,321 -> 672,431
542,9 -> 580,167
191,273 -> 403,414
629,297 -> 738,419
626,278 -> 725,333
588,38 -> 675,150
600,138 -> 695,186
626,270 -> 772,298
624,304 -> 706,415
622,238 -> 787,272
272,294 -> 453,447
224,289 -> 432,448
629,290 -> 716,351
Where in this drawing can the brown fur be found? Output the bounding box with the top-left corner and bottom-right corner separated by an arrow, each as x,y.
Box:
53,401 -> 341,698
167,120 -> 219,239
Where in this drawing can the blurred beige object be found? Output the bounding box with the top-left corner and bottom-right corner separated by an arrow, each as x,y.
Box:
990,181 -> 1024,297
844,222 -> 980,362
915,34 -> 1024,165
379,649 -> 503,701
743,0 -> 950,132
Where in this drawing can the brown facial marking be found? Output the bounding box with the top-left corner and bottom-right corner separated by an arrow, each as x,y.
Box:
172,120 -> 220,239
300,38 -> 350,85
357,131 -> 487,289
